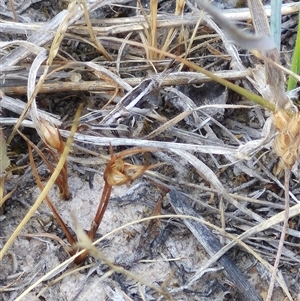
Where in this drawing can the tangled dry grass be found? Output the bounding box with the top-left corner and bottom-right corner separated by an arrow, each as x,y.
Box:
1,0 -> 300,300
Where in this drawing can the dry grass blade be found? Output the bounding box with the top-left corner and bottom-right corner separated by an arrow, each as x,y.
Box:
136,0 -> 152,60
170,148 -> 299,242
170,149 -> 266,221
0,129 -> 11,209
8,0 -> 18,22
2,0 -> 300,299
101,37 -> 277,110
0,104 -> 82,261
61,130 -> 236,154
149,0 -> 158,60
80,0 -> 112,61
178,1 -> 202,70
246,1 -> 300,299
0,11 -> 67,67
47,0 -> 78,65
196,205 -> 299,301
168,189 -> 262,301
18,0 -> 78,147
6,49 -> 48,144
252,50 -> 300,84
18,130 -> 76,246
21,210 -> 266,300
46,61 -> 132,92
159,0 -> 185,59
143,103 -> 252,140
1,3 -> 298,37
0,129 -> 10,175
6,0 -> 116,144
143,110 -> 193,140
167,190 -> 295,301
0,93 -> 61,126
5,0 -> 80,142
0,176 -> 7,207
248,0 -> 291,110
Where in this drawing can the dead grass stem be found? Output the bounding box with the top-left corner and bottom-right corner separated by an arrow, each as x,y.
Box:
1,1 -> 300,300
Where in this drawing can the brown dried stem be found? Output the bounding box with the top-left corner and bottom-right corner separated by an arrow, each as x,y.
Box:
74,145 -> 164,264
19,130 -> 76,246
88,182 -> 112,240
88,146 -> 163,239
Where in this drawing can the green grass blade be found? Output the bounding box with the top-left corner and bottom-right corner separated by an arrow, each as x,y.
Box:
270,0 -> 282,51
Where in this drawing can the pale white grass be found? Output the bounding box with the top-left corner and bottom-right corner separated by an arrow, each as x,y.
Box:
1,3 -> 298,36
0,94 -> 61,125
60,130 -> 236,154
0,0 -> 131,67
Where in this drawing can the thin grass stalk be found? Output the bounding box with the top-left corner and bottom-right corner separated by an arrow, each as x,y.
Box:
150,0 -> 158,60
8,0 -> 18,22
17,131 -> 66,199
159,0 -> 185,59
80,0 -> 112,61
137,0 -> 151,59
40,148 -> 66,194
88,182 -> 112,240
7,0 -> 78,144
0,175 -> 20,208
0,129 -> 10,174
176,24 -> 186,57
72,181 -> 113,264
104,37 -> 276,111
40,120 -> 71,199
26,141 -> 76,245
0,104 -> 82,260
178,7 -> 203,71
0,175 -> 6,207
175,0 -> 186,56
56,131 -> 71,199
266,167 -> 291,301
